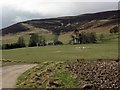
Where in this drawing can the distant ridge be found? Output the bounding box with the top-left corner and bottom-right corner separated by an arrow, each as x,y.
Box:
2,10 -> 120,35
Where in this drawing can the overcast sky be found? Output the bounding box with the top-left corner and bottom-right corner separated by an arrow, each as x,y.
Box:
0,0 -> 119,29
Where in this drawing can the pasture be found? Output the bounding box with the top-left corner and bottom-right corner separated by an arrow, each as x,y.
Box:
2,36 -> 118,65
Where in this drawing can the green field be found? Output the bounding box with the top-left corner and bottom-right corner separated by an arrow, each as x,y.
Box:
2,34 -> 118,65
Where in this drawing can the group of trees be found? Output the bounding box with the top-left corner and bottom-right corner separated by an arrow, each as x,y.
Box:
53,32 -> 63,45
2,33 -> 63,49
2,36 -> 26,49
28,33 -> 63,47
70,30 -> 97,44
2,34 -> 47,49
28,33 -> 46,47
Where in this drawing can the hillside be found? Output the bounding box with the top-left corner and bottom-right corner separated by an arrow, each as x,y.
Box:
1,10 -> 119,45
2,10 -> 120,35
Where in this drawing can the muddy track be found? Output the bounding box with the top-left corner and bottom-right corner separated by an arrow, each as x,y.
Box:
0,64 -> 37,88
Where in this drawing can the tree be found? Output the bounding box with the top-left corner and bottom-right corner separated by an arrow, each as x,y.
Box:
17,36 -> 26,47
81,32 -> 87,44
38,35 -> 46,46
53,28 -> 60,43
74,29 -> 79,37
70,35 -> 74,44
78,33 -> 82,44
2,44 -> 10,49
41,37 -> 46,46
53,34 -> 59,43
28,33 -> 39,47
71,30 -> 97,44
89,32 -> 97,43
38,35 -> 43,44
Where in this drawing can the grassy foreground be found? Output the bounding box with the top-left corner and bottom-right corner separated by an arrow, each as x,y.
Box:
16,61 -> 77,88
16,59 -> 119,89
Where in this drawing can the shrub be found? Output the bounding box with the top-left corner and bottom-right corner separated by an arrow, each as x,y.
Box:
54,41 -> 63,45
2,43 -> 19,49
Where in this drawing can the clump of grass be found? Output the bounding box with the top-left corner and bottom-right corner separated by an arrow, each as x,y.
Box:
54,71 -> 77,88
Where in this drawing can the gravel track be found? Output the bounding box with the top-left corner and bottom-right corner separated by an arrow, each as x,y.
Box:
0,64 -> 37,88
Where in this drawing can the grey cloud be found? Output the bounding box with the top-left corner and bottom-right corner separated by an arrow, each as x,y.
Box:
1,2 -> 118,29
2,7 -> 45,28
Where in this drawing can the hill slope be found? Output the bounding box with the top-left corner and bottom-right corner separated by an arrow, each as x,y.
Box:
2,10 -> 120,35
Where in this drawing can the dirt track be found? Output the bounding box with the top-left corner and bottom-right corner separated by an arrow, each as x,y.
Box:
1,64 -> 37,88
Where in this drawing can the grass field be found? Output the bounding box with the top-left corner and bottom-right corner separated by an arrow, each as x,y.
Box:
2,33 -> 118,65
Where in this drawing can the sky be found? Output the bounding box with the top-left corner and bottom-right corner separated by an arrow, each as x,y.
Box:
0,0 -> 119,29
